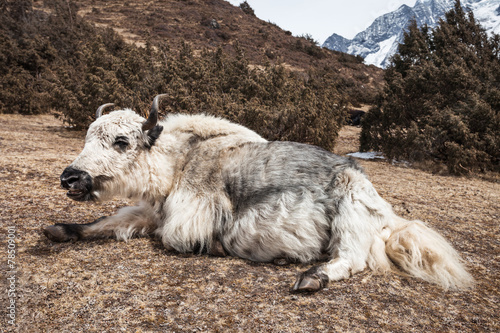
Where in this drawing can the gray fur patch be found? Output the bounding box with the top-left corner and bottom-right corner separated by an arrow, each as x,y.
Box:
217,141 -> 363,262
222,141 -> 363,216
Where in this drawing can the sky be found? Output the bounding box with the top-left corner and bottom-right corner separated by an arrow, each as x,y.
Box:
224,0 -> 417,44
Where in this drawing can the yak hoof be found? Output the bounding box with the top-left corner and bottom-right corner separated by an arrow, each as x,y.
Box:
292,267 -> 329,292
293,275 -> 322,292
43,225 -> 79,242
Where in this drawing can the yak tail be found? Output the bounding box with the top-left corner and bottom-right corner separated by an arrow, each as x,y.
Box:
384,219 -> 474,290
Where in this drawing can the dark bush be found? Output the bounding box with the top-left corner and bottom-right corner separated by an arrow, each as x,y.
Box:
239,1 -> 255,16
360,0 -> 500,174
149,43 -> 346,150
0,0 -> 346,150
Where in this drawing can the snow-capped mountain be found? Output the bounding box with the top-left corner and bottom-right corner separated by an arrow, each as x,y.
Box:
323,0 -> 500,68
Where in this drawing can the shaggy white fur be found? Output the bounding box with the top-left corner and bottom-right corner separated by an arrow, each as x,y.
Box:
49,108 -> 474,291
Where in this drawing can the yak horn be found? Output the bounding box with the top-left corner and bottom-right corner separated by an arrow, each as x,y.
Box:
95,103 -> 115,119
142,94 -> 168,131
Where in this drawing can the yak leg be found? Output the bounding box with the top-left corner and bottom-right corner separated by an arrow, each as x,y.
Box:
293,202 -> 375,292
293,257 -> 357,292
293,168 -> 393,292
43,205 -> 157,242
292,218 -> 372,292
292,241 -> 371,292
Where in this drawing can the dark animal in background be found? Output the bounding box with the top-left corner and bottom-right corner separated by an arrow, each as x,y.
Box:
347,109 -> 366,126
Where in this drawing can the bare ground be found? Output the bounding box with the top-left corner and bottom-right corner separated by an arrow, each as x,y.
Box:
0,114 -> 499,332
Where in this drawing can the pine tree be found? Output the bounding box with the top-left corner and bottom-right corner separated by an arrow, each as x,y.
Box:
360,0 -> 500,174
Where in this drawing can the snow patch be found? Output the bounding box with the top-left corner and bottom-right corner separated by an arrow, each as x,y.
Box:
364,35 -> 399,67
471,0 -> 500,35
347,152 -> 385,160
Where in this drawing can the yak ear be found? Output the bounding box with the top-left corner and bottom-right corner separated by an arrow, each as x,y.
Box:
146,125 -> 163,148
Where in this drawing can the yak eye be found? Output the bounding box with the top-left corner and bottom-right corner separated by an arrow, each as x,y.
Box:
113,136 -> 129,151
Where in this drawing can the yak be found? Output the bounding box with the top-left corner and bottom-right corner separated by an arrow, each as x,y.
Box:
44,94 -> 474,292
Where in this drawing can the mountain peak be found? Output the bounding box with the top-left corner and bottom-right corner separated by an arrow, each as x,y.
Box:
323,0 -> 499,68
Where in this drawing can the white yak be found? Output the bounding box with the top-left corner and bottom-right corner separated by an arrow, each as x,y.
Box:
44,95 -> 474,292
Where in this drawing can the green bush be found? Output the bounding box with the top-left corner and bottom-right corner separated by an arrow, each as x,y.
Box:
360,0 -> 500,174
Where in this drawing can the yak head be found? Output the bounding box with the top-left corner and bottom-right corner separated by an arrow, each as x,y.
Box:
60,95 -> 166,202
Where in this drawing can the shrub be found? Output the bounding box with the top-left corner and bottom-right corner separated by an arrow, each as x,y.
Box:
149,43 -> 346,150
360,0 -> 500,174
239,1 -> 255,16
0,0 -> 346,150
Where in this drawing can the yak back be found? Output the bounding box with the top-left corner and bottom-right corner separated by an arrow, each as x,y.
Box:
220,142 -> 362,211
175,139 -> 363,208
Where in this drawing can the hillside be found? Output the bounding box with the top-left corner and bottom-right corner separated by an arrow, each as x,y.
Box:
1,0 -> 384,150
57,0 -> 384,103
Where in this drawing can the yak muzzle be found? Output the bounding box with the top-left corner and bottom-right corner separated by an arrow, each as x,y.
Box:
60,166 -> 93,201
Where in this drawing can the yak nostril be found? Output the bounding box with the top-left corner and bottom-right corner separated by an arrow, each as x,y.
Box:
62,174 -> 80,186
60,167 -> 86,189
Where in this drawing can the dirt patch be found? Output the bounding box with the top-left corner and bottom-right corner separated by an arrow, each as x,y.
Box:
1,115 -> 498,332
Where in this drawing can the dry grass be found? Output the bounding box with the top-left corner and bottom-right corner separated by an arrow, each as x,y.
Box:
1,114 -> 499,332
